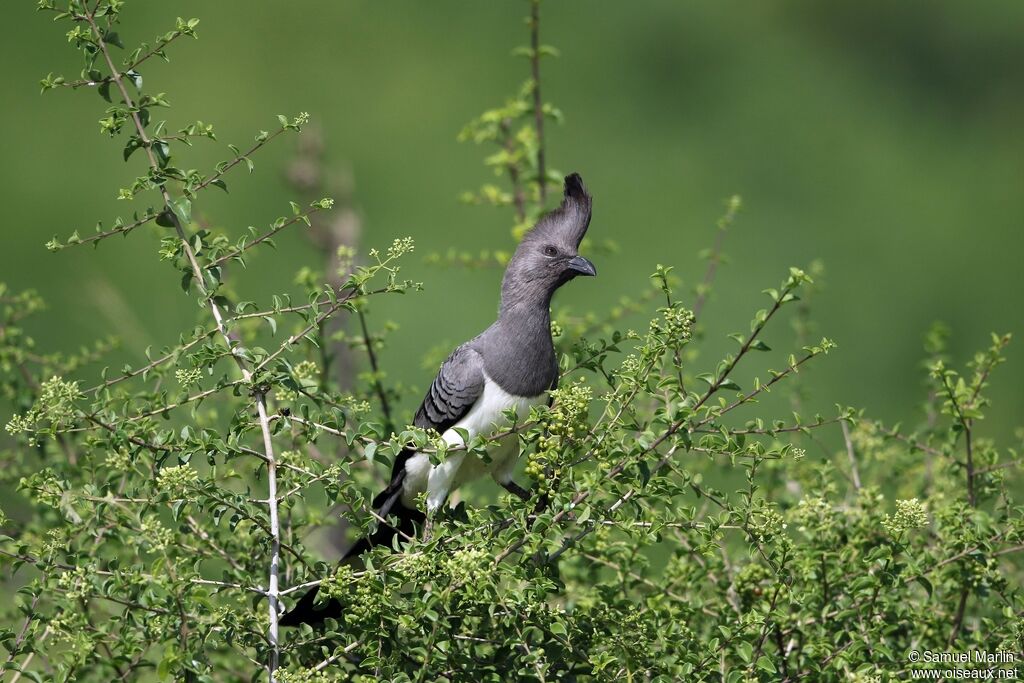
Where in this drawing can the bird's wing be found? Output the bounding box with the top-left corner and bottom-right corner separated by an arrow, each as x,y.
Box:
413,343 -> 486,433
377,343 -> 485,501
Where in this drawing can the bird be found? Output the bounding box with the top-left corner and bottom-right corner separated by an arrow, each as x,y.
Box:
280,173 -> 595,627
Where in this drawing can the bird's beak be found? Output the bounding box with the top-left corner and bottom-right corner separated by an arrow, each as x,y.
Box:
567,255 -> 597,277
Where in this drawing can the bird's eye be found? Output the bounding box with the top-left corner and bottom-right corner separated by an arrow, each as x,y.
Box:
543,245 -> 558,257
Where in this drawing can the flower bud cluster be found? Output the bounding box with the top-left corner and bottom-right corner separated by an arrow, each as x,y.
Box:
157,464 -> 199,500
655,305 -> 695,344
525,381 -> 591,496
882,498 -> 928,536
175,367 -> 202,388
5,375 -> 82,445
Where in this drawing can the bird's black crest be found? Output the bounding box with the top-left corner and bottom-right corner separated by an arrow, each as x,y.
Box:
563,172 -> 589,202
524,172 -> 593,249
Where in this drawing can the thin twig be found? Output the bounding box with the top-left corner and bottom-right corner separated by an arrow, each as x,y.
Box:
253,289 -> 364,373
83,329 -> 216,394
500,119 -> 527,223
936,369 -> 977,646
528,0 -> 546,203
693,196 -> 739,319
1,575 -> 47,678
357,308 -> 394,434
209,207 -> 323,268
192,128 -> 290,195
60,211 -> 159,249
6,625 -> 51,683
228,286 -> 385,323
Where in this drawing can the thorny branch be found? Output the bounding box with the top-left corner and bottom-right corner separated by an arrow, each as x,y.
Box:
83,10 -> 291,677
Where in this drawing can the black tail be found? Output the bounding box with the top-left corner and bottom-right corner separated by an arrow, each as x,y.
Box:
279,578 -> 343,627
279,481 -> 423,627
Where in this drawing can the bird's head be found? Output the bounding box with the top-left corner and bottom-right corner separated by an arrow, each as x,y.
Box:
501,173 -> 596,310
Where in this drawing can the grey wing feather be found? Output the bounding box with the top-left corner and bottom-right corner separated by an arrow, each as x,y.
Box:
381,343 -> 485,491
413,343 -> 485,433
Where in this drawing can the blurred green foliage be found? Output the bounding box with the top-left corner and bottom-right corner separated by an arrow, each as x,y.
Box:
2,0 -> 1022,439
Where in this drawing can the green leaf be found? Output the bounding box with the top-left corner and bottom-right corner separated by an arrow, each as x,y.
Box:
157,648 -> 174,680
155,141 -> 171,167
123,137 -> 141,162
169,197 -> 192,226
638,459 -> 651,487
575,505 -> 591,525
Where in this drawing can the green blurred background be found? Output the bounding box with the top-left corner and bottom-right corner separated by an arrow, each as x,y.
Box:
2,1 -> 1022,442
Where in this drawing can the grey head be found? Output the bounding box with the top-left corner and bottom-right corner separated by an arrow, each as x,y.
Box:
499,173 -> 596,315
480,173 -> 596,397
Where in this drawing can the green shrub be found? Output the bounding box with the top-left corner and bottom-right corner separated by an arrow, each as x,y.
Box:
2,2 -> 1020,681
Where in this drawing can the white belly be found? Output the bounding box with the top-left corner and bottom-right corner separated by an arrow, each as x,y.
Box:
402,373 -> 545,510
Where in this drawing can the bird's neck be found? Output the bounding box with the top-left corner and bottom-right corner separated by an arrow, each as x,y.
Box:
497,294 -> 553,331
485,296 -> 556,397
499,276 -> 556,319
